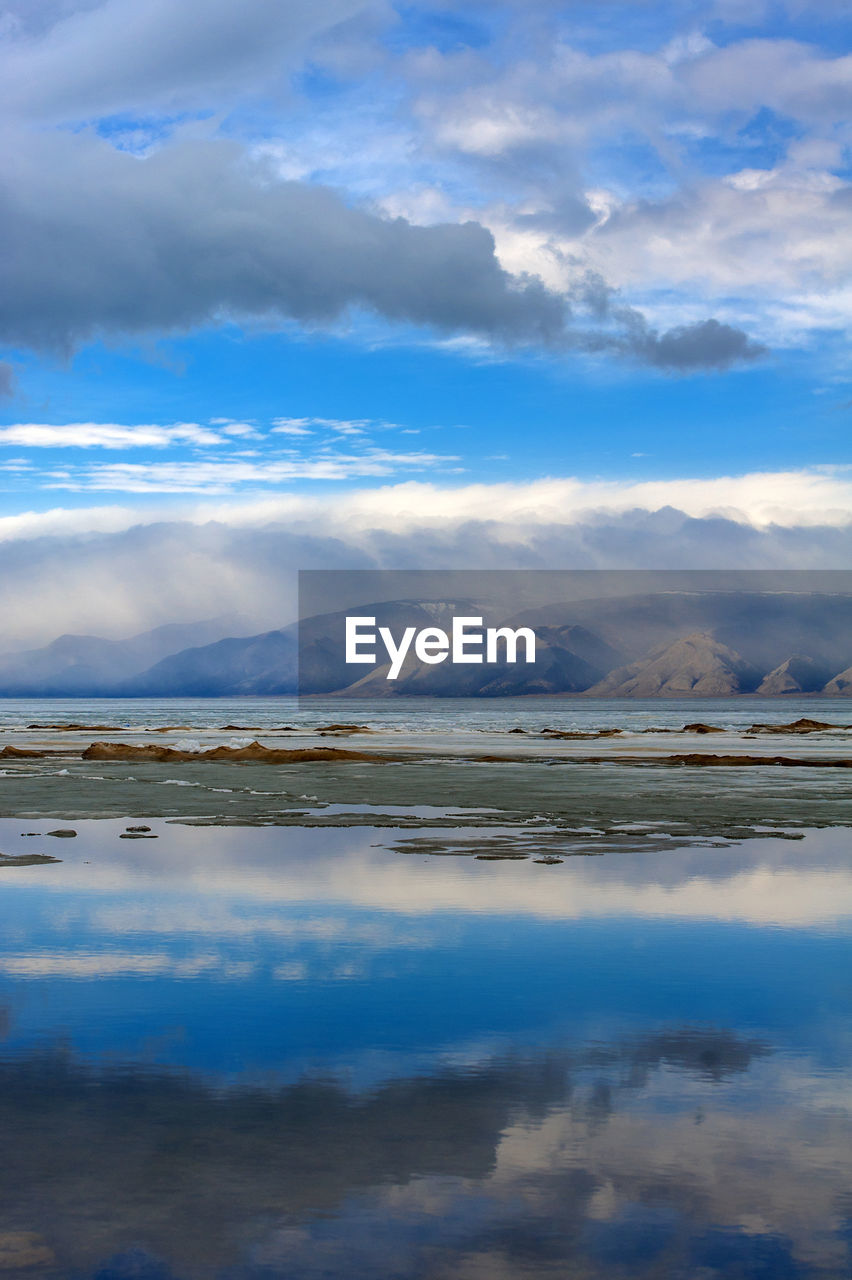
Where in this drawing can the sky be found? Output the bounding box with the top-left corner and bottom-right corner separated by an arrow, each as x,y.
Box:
2,0 -> 852,643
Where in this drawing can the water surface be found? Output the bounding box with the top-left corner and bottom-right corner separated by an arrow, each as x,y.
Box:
0,818 -> 850,1278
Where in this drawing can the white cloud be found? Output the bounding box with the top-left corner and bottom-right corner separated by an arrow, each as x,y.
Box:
202,468 -> 852,531
0,421 -> 223,449
271,416 -> 376,436
0,469 -> 846,649
41,448 -> 461,493
405,33 -> 852,340
220,422 -> 261,438
0,467 -> 850,535
271,418 -> 316,435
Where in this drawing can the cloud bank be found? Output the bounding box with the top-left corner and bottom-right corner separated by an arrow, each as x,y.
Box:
1,471 -> 851,649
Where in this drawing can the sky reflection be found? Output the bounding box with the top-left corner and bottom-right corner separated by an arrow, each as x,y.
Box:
0,821 -> 849,1277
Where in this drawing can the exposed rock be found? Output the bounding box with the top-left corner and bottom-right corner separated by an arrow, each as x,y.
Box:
47,828 -> 77,837
746,717 -> 849,735
316,724 -> 373,734
581,753 -> 852,767
0,853 -> 61,867
125,825 -> 151,832
475,853 -> 529,860
585,632 -> 762,697
0,745 -> 46,758
26,722 -> 121,730
81,740 -> 392,764
682,723 -> 725,733
539,728 -> 622,739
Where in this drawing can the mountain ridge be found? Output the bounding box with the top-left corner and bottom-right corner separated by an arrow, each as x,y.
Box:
3,591 -> 851,697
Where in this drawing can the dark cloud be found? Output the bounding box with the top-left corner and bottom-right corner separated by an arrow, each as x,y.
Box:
0,131 -> 763,369
570,272 -> 767,370
0,361 -> 16,398
638,317 -> 767,370
0,132 -> 566,354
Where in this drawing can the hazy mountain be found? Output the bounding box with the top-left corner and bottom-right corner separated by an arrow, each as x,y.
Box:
111,604 -> 625,698
586,632 -> 762,697
121,601 -> 484,697
11,590 -> 852,697
512,591 -> 852,674
0,615 -> 254,695
332,622 -> 623,697
756,656 -> 834,695
299,600 -> 485,695
119,630 -> 299,696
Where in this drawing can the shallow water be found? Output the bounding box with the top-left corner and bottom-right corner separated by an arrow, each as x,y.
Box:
2,692 -> 851,734
0,818 -> 851,1278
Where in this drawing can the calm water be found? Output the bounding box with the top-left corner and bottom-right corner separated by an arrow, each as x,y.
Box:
2,693 -> 851,733
0,813 -> 851,1278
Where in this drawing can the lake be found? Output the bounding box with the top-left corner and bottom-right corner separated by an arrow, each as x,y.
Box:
0,698 -> 850,1277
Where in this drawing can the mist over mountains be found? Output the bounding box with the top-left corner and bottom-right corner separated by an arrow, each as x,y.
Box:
2,591 -> 852,698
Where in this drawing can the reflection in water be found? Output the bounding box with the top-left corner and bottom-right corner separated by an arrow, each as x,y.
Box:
0,820 -> 850,1277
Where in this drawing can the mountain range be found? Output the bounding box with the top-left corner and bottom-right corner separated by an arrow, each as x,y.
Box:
2,591 -> 851,697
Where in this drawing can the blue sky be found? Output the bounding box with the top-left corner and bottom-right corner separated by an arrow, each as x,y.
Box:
2,0 -> 852,641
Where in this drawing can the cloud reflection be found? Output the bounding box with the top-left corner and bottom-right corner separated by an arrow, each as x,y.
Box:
0,1029 -> 847,1279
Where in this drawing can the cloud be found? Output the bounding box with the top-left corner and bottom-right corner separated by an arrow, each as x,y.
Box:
40,449 -> 461,493
1,0 -> 382,120
0,471 -> 848,647
406,30 -> 852,339
0,3 -> 848,363
0,421 -> 223,449
0,128 -> 762,370
0,361 -> 15,398
636,317 -> 766,369
272,417 -> 375,436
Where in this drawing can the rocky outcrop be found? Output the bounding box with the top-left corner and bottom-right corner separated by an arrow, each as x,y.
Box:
80,740 -> 392,764
746,717 -> 849,735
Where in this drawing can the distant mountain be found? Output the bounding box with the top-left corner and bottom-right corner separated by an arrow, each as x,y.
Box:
299,600 -> 485,695
0,616 -> 254,696
512,591 -> 852,675
586,632 -> 762,697
120,601 -> 485,697
332,622 -> 624,698
119,629 -> 298,696
9,590 -> 852,697
756,656 -> 833,695
824,666 -> 852,696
